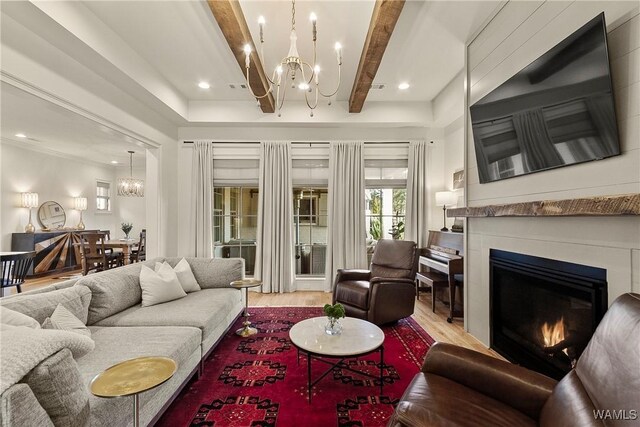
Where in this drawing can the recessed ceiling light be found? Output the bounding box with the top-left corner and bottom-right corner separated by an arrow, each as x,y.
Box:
111,160 -> 119,164
15,133 -> 27,138
198,81 -> 210,89
398,82 -> 410,90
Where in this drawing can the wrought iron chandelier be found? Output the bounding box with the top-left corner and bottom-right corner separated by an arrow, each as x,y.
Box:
243,0 -> 342,117
117,151 -> 144,197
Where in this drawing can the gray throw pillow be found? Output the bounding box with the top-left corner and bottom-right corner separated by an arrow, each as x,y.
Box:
41,304 -> 91,337
0,306 -> 41,329
21,348 -> 90,427
0,286 -> 91,325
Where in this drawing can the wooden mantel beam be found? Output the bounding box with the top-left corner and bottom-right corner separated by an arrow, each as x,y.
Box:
349,0 -> 405,113
447,194 -> 640,218
207,0 -> 275,113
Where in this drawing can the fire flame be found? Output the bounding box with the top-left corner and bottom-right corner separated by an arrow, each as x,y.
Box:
541,317 -> 565,348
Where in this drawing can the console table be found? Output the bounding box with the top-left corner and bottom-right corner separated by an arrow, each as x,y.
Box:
11,231 -> 97,277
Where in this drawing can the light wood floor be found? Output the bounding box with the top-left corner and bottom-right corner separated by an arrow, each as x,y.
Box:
17,273 -> 499,358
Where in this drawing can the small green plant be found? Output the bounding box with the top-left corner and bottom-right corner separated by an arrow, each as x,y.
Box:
323,303 -> 346,320
390,220 -> 405,240
121,222 -> 133,238
369,218 -> 382,241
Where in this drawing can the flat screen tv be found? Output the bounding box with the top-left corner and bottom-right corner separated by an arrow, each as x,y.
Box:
470,13 -> 621,183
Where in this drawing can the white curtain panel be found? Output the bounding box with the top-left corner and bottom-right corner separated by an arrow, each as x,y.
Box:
255,142 -> 295,293
325,141 -> 367,291
192,141 -> 213,257
405,140 -> 430,248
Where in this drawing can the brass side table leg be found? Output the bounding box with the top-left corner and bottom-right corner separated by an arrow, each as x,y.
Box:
236,287 -> 257,337
133,393 -> 140,427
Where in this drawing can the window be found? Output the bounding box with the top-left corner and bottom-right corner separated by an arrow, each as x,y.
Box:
365,158 -> 408,264
213,187 -> 258,276
366,188 -> 407,239
294,188 -> 328,277
96,181 -> 111,212
291,153 -> 329,278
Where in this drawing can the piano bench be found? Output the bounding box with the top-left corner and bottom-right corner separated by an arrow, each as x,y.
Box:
416,271 -> 449,313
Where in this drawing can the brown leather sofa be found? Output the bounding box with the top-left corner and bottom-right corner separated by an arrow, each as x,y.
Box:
332,239 -> 417,325
387,292 -> 640,427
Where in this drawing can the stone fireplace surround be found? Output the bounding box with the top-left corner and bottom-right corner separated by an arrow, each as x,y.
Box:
463,215 -> 639,347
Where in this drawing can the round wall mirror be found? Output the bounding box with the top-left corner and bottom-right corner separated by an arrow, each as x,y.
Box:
37,201 -> 66,230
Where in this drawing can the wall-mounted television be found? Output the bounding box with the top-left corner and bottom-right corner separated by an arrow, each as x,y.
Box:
470,13 -> 620,184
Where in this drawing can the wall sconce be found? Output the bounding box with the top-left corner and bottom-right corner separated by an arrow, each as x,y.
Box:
74,197 -> 88,230
21,192 -> 39,233
435,191 -> 458,232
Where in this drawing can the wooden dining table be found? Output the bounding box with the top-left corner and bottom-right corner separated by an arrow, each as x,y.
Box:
104,239 -> 139,265
73,239 -> 139,267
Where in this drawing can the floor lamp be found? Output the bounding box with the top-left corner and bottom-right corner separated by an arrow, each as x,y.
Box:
435,191 -> 458,232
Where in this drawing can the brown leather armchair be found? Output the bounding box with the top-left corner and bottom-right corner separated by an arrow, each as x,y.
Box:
388,292 -> 640,427
332,239 -> 418,325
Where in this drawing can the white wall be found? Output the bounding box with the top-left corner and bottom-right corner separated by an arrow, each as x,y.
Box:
433,70 -> 466,229
444,117 -> 465,228
0,142 -> 146,251
465,1 -> 640,345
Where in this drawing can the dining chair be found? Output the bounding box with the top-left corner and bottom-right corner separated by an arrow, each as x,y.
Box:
101,230 -> 124,268
79,232 -> 109,275
130,229 -> 146,263
1,252 -> 36,295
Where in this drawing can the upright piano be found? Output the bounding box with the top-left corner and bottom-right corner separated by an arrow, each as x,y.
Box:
416,230 -> 464,323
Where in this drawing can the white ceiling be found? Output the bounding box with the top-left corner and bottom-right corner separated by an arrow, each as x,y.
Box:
0,83 -> 147,167
81,0 -> 499,104
369,1 -> 501,101
0,0 -> 502,150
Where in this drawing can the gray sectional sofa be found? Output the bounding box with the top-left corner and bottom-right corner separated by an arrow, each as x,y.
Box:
0,257 -> 245,427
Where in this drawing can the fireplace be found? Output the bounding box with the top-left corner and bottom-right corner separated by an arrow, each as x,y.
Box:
490,249 -> 607,379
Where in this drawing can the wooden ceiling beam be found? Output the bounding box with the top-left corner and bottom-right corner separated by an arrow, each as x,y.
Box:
207,0 -> 275,113
349,0 -> 405,113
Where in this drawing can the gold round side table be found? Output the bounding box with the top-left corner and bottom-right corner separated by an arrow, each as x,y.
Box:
230,278 -> 263,337
90,356 -> 177,427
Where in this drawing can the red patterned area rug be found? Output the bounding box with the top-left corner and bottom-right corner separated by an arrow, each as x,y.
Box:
157,307 -> 434,427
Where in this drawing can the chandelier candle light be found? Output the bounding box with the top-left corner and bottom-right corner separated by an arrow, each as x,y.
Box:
117,151 -> 144,197
244,0 -> 342,117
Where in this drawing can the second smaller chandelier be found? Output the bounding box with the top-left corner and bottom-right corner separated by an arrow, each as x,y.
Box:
243,0 -> 342,117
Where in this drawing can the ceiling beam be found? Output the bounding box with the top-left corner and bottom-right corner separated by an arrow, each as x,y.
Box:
206,0 -> 275,113
349,0 -> 405,113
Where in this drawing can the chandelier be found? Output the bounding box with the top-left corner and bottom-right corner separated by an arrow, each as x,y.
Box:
117,151 -> 144,197
243,0 -> 342,117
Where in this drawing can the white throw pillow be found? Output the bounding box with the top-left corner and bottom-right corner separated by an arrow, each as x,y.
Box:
155,259 -> 201,293
0,306 -> 41,329
41,304 -> 91,337
140,264 -> 187,307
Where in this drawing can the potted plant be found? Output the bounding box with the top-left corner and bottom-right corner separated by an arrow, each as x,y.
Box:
121,222 -> 133,240
323,303 -> 346,335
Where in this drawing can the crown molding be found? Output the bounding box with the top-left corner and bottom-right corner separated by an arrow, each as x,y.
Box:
1,72 -> 161,149
1,137 -> 119,170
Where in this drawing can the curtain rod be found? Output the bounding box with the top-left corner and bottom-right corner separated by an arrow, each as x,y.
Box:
183,141 -> 412,145
182,141 -> 260,144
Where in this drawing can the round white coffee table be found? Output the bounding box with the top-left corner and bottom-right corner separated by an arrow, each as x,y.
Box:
289,317 -> 385,402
